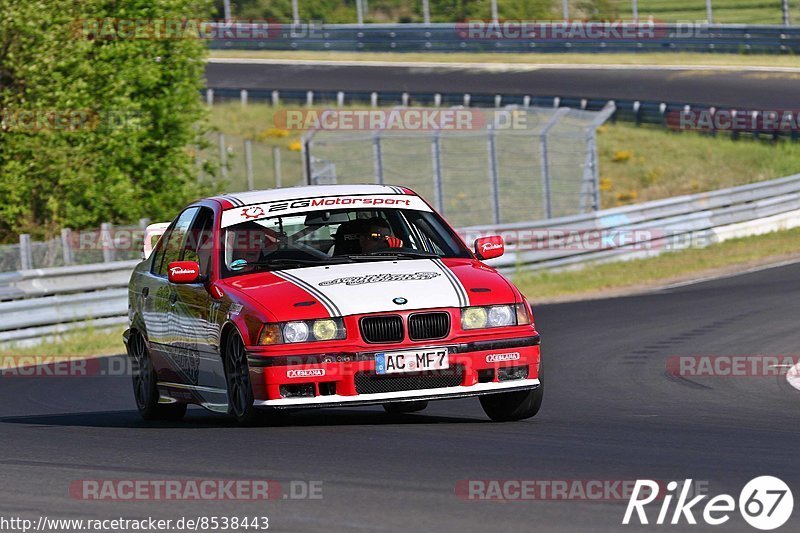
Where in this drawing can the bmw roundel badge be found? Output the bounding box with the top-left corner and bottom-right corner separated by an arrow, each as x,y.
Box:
393,297 -> 408,305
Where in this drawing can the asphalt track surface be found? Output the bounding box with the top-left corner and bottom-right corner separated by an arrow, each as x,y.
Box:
205,61 -> 800,109
2,261 -> 800,532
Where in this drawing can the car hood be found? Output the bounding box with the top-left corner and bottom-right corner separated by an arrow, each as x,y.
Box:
224,258 -> 518,320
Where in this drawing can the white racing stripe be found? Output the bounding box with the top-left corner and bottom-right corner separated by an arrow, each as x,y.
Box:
277,259 -> 463,316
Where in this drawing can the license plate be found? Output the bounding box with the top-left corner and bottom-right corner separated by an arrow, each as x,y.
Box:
375,348 -> 449,375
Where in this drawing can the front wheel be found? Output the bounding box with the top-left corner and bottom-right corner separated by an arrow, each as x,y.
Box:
223,329 -> 260,425
129,331 -> 187,421
479,385 -> 543,422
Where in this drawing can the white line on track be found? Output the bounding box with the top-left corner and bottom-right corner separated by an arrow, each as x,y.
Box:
207,57 -> 800,73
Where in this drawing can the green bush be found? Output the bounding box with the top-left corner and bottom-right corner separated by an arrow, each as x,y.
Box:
0,0 -> 213,242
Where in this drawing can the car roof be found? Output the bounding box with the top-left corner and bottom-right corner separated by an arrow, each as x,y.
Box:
209,184 -> 412,208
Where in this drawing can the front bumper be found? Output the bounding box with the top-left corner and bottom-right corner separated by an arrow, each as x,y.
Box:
247,334 -> 541,408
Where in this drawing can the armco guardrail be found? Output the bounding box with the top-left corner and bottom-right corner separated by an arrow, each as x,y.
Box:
208,23 -> 800,54
2,174 -> 800,345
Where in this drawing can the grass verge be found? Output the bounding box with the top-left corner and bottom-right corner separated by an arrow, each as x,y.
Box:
514,226 -> 800,301
0,326 -> 126,362
208,50 -> 799,68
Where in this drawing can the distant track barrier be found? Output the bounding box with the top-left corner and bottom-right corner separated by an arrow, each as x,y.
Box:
207,22 -> 800,54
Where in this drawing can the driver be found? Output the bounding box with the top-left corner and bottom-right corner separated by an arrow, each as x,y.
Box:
355,218 -> 403,254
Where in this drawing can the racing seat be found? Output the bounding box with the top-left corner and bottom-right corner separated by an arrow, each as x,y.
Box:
332,219 -> 363,255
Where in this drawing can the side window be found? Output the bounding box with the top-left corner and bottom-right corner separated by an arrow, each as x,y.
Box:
153,207 -> 199,277
182,207 -> 215,277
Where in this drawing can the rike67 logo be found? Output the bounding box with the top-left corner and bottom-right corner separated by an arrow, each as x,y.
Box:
623,477 -> 793,530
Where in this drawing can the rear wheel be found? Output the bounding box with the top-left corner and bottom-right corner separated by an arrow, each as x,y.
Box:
479,385 -> 543,422
383,400 -> 428,414
129,331 -> 187,421
223,329 -> 260,425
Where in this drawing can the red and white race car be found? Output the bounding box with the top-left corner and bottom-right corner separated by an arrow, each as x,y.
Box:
124,185 -> 542,424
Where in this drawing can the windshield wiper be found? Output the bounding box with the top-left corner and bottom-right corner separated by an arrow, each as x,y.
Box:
346,250 -> 439,260
230,256 -> 352,271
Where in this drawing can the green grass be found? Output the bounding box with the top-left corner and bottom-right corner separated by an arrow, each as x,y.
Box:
0,326 -> 125,361
514,226 -> 800,300
209,50 -> 800,68
597,122 -> 800,207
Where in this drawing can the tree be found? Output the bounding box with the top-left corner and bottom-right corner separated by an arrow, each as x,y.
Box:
0,0 -> 213,241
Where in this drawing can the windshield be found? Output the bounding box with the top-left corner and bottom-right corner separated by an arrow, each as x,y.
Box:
220,208 -> 471,277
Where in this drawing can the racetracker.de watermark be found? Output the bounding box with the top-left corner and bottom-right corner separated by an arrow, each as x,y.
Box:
0,109 -> 144,133
456,479 -> 708,501
72,19 -> 322,40
273,108 -> 531,131
454,20 -> 669,40
70,479 -> 323,501
670,109 -> 800,132
459,228 -> 714,252
0,357 -> 132,378
666,355 -> 800,377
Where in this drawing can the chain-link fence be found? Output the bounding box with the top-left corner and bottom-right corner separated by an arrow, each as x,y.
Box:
0,223 -> 148,272
303,104 -> 614,228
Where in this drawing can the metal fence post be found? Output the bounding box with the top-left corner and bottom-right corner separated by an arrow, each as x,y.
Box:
273,146 -> 283,188
632,0 -> 639,22
292,0 -> 300,24
19,234 -> 33,270
431,132 -> 444,214
245,140 -> 254,190
100,223 -> 114,263
356,0 -> 364,26
372,131 -> 384,185
706,0 -> 713,23
61,228 -> 73,266
782,0 -> 790,25
422,0 -> 431,24
539,108 -> 570,219
218,133 -> 228,181
490,0 -> 499,22
562,0 -> 569,20
486,126 -> 501,224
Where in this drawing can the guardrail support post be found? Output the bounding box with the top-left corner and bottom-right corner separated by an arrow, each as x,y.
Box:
19,234 -> 33,270
337,91 -> 345,107
372,131 -> 384,185
431,132 -> 444,214
371,92 -> 378,107
273,146 -> 283,188
61,229 -> 73,266
101,223 -> 114,263
219,133 -> 228,181
271,90 -> 280,106
240,89 -> 248,107
245,140 -> 254,190
205,88 -> 214,106
487,126 -> 501,224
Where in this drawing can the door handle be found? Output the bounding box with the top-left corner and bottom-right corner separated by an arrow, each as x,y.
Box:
142,287 -> 149,298
168,292 -> 177,305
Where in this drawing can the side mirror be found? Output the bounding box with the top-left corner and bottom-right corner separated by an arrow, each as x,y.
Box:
474,236 -> 504,260
168,261 -> 200,284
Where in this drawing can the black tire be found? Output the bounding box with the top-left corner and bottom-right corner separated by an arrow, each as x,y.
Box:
383,400 -> 428,414
129,331 -> 187,421
223,329 -> 261,425
479,385 -> 543,422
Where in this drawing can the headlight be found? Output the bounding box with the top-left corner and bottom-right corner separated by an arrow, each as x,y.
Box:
284,321 -> 309,343
260,318 -> 346,345
487,305 -> 514,327
461,307 -> 488,329
461,305 -> 517,330
312,319 -> 338,341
